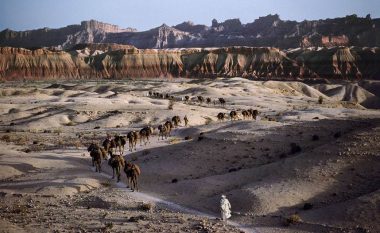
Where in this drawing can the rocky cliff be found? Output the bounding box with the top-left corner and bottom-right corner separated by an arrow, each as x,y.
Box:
1,15 -> 379,49
1,45 -> 379,80
0,20 -> 136,50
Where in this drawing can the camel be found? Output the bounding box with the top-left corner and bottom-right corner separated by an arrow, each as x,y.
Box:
148,91 -> 153,96
197,96 -> 204,104
206,97 -> 211,105
87,143 -> 105,173
184,96 -> 190,103
248,109 -> 259,120
242,110 -> 250,120
217,112 -> 226,121
158,124 -> 169,140
230,110 -> 238,121
165,93 -> 170,99
172,116 -> 181,127
219,98 -> 226,107
114,134 -> 126,155
184,115 -> 189,126
103,137 -> 117,154
108,151 -> 125,182
127,131 -> 138,151
139,126 -> 154,146
124,162 -> 141,192
164,121 -> 173,136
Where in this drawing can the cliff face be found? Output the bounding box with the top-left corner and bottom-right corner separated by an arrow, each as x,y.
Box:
0,20 -> 136,49
1,45 -> 379,80
1,15 -> 379,49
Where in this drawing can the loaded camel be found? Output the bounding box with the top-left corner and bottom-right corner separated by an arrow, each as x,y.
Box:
158,124 -> 169,140
217,112 -> 227,121
108,151 -> 125,182
172,116 -> 181,127
114,134 -> 126,155
139,126 -> 154,146
184,115 -> 189,126
124,162 -> 141,192
230,110 -> 238,121
164,121 -> 173,136
219,98 -> 226,107
103,135 -> 117,154
127,131 -> 138,151
87,143 -> 106,173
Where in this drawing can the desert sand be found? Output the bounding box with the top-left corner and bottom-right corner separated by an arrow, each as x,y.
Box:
1,77 -> 379,233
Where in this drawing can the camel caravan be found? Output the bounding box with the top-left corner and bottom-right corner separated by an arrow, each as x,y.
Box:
147,91 -> 227,107
218,109 -> 259,121
86,91 -> 259,191
86,114 -> 187,190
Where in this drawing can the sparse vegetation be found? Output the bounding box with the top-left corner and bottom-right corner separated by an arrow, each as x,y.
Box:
303,203 -> 313,210
168,137 -> 181,144
318,96 -> 324,104
204,117 -> 213,125
53,128 -> 62,135
284,214 -> 302,226
138,202 -> 155,212
104,222 -> 114,229
66,121 -> 76,126
1,135 -> 11,142
8,108 -> 20,114
289,143 -> 301,154
334,131 -> 342,138
168,99 -> 175,110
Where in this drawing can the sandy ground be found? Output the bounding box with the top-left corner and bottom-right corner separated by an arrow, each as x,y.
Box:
0,77 -> 379,232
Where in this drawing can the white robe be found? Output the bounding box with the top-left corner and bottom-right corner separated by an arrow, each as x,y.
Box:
220,197 -> 231,221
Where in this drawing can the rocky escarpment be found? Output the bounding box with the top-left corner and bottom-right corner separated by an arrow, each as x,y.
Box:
0,20 -> 136,49
1,15 -> 380,49
0,45 -> 379,80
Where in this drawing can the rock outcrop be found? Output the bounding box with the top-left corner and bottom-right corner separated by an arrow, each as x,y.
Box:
1,15 -> 380,49
1,45 -> 379,80
0,20 -> 136,50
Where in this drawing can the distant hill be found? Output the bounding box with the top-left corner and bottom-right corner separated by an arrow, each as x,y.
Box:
1,14 -> 380,49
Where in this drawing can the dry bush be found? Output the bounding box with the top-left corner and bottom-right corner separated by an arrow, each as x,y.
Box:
284,214 -> 302,226
168,137 -> 181,144
54,128 -> 62,135
318,96 -> 324,104
8,108 -> 20,114
168,99 -> 175,110
142,150 -> 150,156
104,222 -> 114,229
74,140 -> 82,149
101,181 -> 111,187
1,135 -> 11,142
66,121 -> 76,126
204,117 -> 213,125
138,202 -> 155,213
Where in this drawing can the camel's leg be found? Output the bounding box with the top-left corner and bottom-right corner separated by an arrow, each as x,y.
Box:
116,166 -> 120,182
112,168 -> 115,179
135,176 -> 138,192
